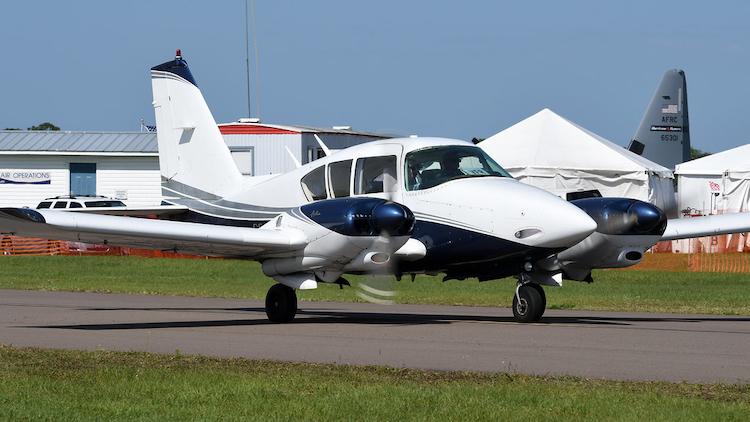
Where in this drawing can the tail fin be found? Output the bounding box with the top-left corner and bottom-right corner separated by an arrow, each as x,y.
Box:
151,50 -> 243,198
627,69 -> 690,170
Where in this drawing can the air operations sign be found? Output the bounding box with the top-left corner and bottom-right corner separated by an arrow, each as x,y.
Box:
0,171 -> 51,185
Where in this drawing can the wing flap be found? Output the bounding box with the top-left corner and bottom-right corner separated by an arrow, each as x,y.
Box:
661,213 -> 750,241
0,208 -> 306,258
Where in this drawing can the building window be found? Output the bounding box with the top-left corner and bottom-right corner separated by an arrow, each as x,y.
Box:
69,163 -> 96,196
307,147 -> 325,163
300,166 -> 327,201
328,160 -> 352,198
230,148 -> 254,176
354,156 -> 397,195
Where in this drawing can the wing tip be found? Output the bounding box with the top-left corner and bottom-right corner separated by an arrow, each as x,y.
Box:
0,208 -> 46,224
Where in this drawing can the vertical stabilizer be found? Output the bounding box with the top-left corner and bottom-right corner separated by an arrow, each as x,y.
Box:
627,69 -> 690,170
151,50 -> 243,198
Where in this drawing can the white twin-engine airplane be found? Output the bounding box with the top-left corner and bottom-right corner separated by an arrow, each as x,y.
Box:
1,51 -> 749,323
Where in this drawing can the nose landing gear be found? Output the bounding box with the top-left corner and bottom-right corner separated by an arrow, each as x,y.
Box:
512,283 -> 546,322
265,283 -> 298,323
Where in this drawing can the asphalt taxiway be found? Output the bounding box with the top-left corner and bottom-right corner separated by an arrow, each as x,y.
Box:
1,289 -> 749,383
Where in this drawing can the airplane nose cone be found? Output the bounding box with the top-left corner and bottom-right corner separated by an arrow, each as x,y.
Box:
538,201 -> 598,248
371,202 -> 416,236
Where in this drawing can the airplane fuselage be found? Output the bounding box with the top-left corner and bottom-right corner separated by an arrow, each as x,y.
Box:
161,137 -> 597,279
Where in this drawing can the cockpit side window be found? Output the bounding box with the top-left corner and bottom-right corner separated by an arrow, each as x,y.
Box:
300,166 -> 327,201
405,145 -> 511,191
354,156 -> 397,195
328,160 -> 352,198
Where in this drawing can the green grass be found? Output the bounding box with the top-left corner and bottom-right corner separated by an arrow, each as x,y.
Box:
2,255 -> 750,314
0,345 -> 748,421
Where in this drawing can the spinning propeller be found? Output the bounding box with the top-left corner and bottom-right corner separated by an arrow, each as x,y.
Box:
355,164 -> 407,305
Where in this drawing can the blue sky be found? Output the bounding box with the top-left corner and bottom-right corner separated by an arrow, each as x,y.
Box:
1,1 -> 748,152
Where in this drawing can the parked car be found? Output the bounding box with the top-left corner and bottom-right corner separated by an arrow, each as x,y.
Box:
36,195 -> 126,210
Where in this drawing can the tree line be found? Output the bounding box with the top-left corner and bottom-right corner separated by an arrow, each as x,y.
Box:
4,122 -> 60,131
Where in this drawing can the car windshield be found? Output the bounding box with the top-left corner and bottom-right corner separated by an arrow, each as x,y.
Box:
405,145 -> 512,191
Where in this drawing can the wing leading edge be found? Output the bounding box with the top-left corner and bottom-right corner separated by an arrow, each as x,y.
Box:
661,213 -> 750,241
0,208 -> 306,258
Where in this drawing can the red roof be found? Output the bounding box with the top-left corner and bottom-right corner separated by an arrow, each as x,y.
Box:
218,124 -> 299,135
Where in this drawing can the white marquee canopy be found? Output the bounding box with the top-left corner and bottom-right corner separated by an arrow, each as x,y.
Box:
675,143 -> 750,215
479,108 -> 677,216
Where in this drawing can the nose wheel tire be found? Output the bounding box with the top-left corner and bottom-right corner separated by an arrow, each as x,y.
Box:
265,284 -> 298,323
528,283 -> 546,319
512,284 -> 545,323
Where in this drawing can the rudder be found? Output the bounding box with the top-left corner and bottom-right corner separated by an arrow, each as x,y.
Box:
627,69 -> 690,170
151,50 -> 243,198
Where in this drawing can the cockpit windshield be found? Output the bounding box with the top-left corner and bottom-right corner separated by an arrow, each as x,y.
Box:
405,145 -> 512,191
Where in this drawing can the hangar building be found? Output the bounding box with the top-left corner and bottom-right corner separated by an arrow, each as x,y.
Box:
0,122 -> 388,208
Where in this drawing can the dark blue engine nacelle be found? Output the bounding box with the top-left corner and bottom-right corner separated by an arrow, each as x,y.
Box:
570,197 -> 667,236
300,198 -> 415,237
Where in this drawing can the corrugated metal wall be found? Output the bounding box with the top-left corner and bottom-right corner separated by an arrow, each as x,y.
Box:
96,157 -> 161,207
0,155 -> 161,208
300,133 -> 383,164
223,134 -> 302,175
0,156 -> 68,207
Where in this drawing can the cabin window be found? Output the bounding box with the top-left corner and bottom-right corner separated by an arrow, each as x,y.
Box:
53,201 -> 68,209
300,166 -> 327,201
354,156 -> 397,195
328,160 -> 352,198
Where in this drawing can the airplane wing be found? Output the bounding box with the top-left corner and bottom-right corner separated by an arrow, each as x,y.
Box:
661,213 -> 750,241
0,208 -> 306,258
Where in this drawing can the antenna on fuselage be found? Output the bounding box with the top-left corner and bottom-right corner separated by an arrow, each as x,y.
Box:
313,134 -> 332,156
284,146 -> 301,168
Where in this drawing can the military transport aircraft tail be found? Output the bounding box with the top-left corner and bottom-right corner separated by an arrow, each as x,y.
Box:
627,69 -> 690,170
151,50 -> 244,198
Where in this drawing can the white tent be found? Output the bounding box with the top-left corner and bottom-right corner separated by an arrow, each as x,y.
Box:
675,143 -> 750,215
479,108 -> 677,216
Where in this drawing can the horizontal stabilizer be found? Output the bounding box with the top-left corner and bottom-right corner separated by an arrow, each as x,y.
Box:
661,213 -> 750,241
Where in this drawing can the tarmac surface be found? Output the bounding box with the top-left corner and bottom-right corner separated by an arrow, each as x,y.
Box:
1,289 -> 749,383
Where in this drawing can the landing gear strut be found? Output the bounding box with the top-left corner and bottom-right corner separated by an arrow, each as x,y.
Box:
265,283 -> 297,323
512,283 -> 546,323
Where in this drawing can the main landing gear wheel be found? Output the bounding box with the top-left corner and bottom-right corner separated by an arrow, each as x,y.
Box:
512,284 -> 546,323
265,283 -> 297,323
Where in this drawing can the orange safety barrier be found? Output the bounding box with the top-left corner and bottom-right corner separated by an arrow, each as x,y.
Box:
0,236 -> 67,256
0,236 -> 210,259
686,252 -> 750,273
3,234 -> 750,272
